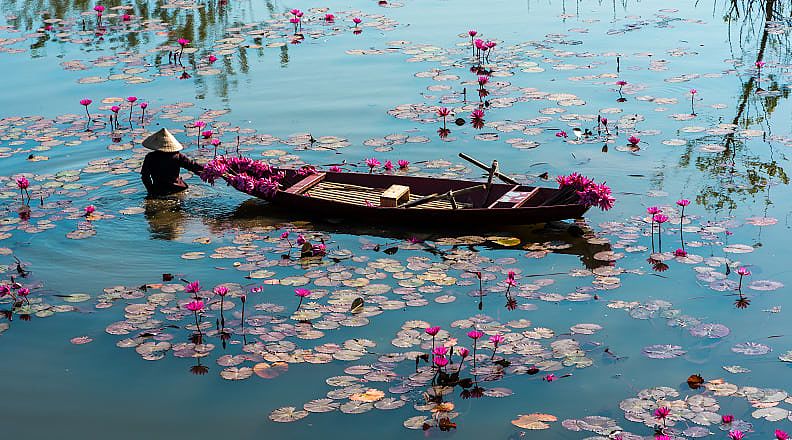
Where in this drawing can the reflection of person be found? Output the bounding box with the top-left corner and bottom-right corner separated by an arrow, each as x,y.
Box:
140,128 -> 204,196
144,198 -> 186,240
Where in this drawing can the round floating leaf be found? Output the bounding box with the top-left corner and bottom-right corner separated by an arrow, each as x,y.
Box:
689,323 -> 730,339
269,406 -> 309,423
731,342 -> 771,356
642,344 -> 686,359
511,413 -> 557,430
70,336 -> 93,344
350,388 -> 385,403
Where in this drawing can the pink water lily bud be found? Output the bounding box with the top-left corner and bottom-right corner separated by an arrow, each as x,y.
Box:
467,330 -> 483,340
16,176 -> 29,189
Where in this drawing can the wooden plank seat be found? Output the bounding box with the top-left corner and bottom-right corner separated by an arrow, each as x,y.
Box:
284,172 -> 326,194
307,181 -> 471,209
487,187 -> 540,209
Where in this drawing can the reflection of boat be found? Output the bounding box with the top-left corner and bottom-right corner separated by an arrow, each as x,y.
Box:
257,168 -> 590,227
204,199 -> 612,270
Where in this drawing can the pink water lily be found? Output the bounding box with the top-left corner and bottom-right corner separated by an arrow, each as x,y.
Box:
324,13 -> 335,22
398,159 -> 409,169
295,288 -> 311,311
470,108 -> 485,128
776,429 -> 789,440
721,414 -> 734,423
185,280 -> 201,296
489,334 -> 504,359
433,356 -> 449,368
432,346 -> 448,356
627,135 -> 640,145
544,374 -> 556,382
365,157 -> 381,173
352,17 -> 362,26
384,160 -> 393,171
425,326 -> 441,336
16,176 -> 30,204
728,430 -> 744,440
185,300 -> 204,312
16,176 -> 29,189
654,406 -> 670,427
84,205 -> 95,216
737,267 -> 751,290
80,99 -> 93,120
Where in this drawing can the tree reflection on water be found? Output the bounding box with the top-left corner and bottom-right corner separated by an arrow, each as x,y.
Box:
678,0 -> 790,211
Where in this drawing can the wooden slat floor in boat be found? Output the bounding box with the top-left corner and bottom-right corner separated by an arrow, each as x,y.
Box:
308,181 -> 471,209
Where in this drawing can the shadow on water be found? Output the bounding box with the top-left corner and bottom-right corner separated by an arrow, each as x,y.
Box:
145,197 -> 613,269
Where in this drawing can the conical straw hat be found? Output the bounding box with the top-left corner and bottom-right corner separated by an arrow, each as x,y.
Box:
142,128 -> 184,152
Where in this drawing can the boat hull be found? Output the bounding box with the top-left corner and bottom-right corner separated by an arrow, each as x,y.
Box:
264,171 -> 590,227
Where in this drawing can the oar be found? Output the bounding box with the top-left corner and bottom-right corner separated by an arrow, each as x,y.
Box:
401,184 -> 486,209
458,152 -> 518,184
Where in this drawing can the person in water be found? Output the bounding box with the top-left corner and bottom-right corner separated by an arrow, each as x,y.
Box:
140,128 -> 204,196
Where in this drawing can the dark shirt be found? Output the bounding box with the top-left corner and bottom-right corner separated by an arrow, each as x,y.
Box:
140,151 -> 204,196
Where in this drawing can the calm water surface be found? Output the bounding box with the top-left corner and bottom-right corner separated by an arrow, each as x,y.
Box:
0,0 -> 791,438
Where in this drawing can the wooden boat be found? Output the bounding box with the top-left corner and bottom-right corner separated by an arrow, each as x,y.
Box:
261,154 -> 590,226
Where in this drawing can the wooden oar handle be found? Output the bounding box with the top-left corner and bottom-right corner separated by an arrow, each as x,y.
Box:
402,184 -> 486,208
458,153 -> 519,184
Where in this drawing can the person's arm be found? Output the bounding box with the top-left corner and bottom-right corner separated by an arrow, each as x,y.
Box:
177,153 -> 204,175
140,156 -> 154,192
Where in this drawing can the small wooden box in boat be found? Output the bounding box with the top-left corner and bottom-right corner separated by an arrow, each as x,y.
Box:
380,184 -> 410,207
